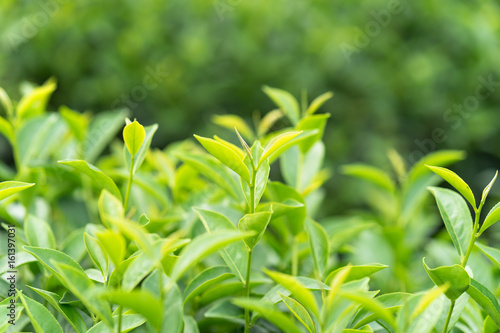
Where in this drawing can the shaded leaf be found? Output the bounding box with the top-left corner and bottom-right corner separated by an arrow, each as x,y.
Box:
184,266 -> 233,304
306,218 -> 329,279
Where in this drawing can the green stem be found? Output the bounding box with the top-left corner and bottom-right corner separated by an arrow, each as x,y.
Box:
117,306 -> 122,333
461,206 -> 482,267
292,236 -> 298,276
442,300 -> 455,333
124,155 -> 135,210
244,249 -> 253,333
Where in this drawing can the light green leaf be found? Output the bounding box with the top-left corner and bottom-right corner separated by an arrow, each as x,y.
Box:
183,315 -> 199,333
194,207 -> 249,283
123,119 -> 146,156
122,251 -> 155,291
481,171 -> 498,207
97,190 -> 124,227
484,315 -> 500,333
161,282 -> 183,333
125,123 -> 158,173
52,261 -> 113,328
263,86 -> 300,125
183,266 -> 233,304
232,297 -> 302,333
476,242 -> 500,269
0,115 -> 13,142
306,218 -> 329,279
279,292 -> 315,333
212,114 -> 255,141
178,152 -> 242,200
24,215 -> 56,249
0,181 -> 35,201
0,87 -> 13,118
422,258 -> 470,301
238,210 -> 273,250
87,314 -> 145,333
427,165 -> 476,209
241,157 -> 269,211
170,230 -> 254,282
259,131 -> 302,167
18,291 -> 63,333
325,264 -> 388,285
306,91 -> 333,115
257,109 -> 284,137
428,187 -> 473,260
84,109 -> 129,163
95,229 -> 126,266
17,78 -> 57,119
84,233 -> 109,280
266,181 -> 306,236
104,290 -> 161,329
59,160 -> 122,201
339,291 -> 396,329
264,268 -> 319,318
27,286 -> 87,333
23,246 -> 86,278
295,114 -> 330,153
194,134 -> 250,183
341,164 -> 395,193
59,106 -> 88,141
408,150 -> 465,183
479,202 -> 500,236
466,278 -> 500,329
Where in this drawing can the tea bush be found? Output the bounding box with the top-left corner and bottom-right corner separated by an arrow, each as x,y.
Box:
1,81 -> 500,332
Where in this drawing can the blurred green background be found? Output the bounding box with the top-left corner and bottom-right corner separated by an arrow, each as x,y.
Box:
1,0 -> 500,214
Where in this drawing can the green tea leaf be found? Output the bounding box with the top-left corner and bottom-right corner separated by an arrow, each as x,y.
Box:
17,78 -> 56,119
408,150 -> 465,184
481,171 -> 498,207
0,115 -> 13,142
27,286 -> 87,333
0,181 -> 35,201
104,290 -> 161,329
422,258 -> 470,301
278,292 -> 315,333
264,268 -> 319,317
161,282 -> 183,333
295,113 -> 329,153
339,291 -> 396,329
427,165 -> 476,209
466,278 -> 500,329
59,106 -> 88,142
84,233 -> 109,280
233,297 -> 302,333
241,157 -> 269,211
212,114 -> 255,141
0,87 -> 13,118
24,215 -> 56,249
23,246 -> 86,278
238,210 -> 273,250
306,91 -> 333,115
98,190 -> 125,227
476,242 -> 500,269
263,85 -> 300,125
18,291 -> 63,333
194,134 -> 250,183
259,131 -> 302,167
194,207 -> 249,283
170,230 -> 254,282
479,202 -> 500,236
122,251 -> 155,291
257,109 -> 284,137
52,261 -> 113,327
183,266 -> 233,304
123,119 -> 146,156
341,164 -> 395,193
95,229 -> 126,266
125,123 -> 158,173
306,218 -> 329,279
59,160 -> 122,201
87,314 -> 145,333
325,264 -> 388,285
428,187 -> 473,260
266,182 -> 306,236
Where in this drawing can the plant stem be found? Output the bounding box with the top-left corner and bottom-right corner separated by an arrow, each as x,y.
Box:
244,249 -> 253,333
244,166 -> 257,333
117,306 -> 122,333
461,206 -> 482,267
292,236 -> 298,276
442,300 -> 455,333
124,155 -> 135,210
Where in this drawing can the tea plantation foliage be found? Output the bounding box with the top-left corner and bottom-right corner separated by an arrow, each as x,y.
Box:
1,82 -> 500,332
